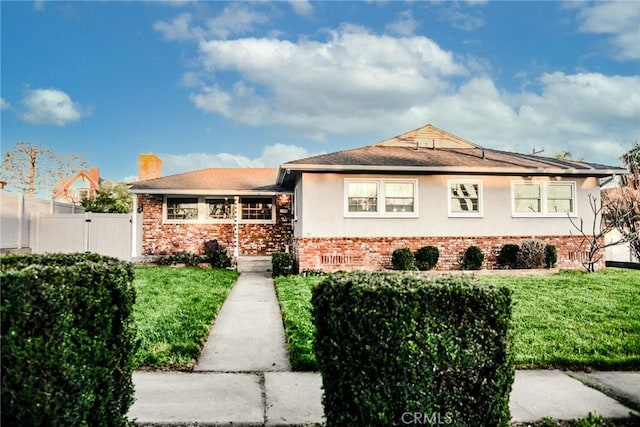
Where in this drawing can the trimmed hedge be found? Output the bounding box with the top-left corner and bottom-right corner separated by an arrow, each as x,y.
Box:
1,253 -> 137,426
497,244 -> 520,269
312,271 -> 513,427
415,246 -> 439,271
545,245 -> 558,268
462,245 -> 484,270
391,247 -> 415,270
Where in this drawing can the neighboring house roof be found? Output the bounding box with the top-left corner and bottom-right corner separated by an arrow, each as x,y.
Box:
52,168 -> 101,202
129,167 -> 282,195
277,124 -> 626,187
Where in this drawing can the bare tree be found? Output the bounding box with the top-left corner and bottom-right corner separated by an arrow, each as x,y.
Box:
1,142 -> 88,197
568,194 -> 638,272
603,143 -> 640,260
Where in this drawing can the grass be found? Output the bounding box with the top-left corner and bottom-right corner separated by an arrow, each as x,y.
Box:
274,268 -> 640,371
273,275 -> 320,371
479,269 -> 640,370
132,266 -> 237,370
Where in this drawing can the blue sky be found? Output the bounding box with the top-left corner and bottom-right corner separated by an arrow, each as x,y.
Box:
1,0 -> 639,186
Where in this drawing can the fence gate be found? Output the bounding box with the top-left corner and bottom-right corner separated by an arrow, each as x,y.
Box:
32,213 -> 132,261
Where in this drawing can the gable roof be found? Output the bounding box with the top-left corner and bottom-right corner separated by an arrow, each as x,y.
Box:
52,169 -> 101,201
277,124 -> 625,186
129,167 -> 282,195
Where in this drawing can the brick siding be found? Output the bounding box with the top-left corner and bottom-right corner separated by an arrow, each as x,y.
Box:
140,194 -> 292,256
290,235 -> 603,272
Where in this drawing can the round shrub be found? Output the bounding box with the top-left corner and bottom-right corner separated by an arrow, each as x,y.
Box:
415,246 -> 439,271
462,245 -> 484,270
544,245 -> 558,268
392,247 -> 415,270
517,239 -> 546,269
497,244 -> 520,269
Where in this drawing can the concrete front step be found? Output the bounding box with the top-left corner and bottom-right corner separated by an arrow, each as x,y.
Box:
237,255 -> 272,273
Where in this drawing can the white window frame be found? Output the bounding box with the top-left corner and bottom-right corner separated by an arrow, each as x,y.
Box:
164,196 -> 200,222
239,196 -> 276,223
511,181 -> 577,217
163,195 -> 276,224
447,179 -> 483,217
344,178 -> 418,218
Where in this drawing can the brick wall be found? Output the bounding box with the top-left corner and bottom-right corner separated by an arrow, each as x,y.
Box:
291,235 -> 603,272
140,194 -> 292,256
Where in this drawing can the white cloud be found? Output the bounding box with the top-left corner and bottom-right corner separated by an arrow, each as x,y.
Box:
576,2 -> 640,60
156,10 -> 638,166
180,71 -> 202,88
159,143 -> 318,175
386,10 -> 419,36
33,1 -> 45,12
424,72 -> 639,163
0,97 -> 11,110
288,0 -> 313,17
154,4 -> 269,41
206,3 -> 269,39
19,88 -> 88,126
439,4 -> 485,32
191,25 -> 467,136
154,13 -> 204,41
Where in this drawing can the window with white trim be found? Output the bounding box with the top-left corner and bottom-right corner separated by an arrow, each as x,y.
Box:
384,182 -> 415,213
164,196 -> 275,223
512,181 -> 576,216
166,197 -> 199,220
347,181 -> 378,213
448,180 -> 482,216
206,197 -> 234,220
345,179 -> 417,217
241,197 -> 274,221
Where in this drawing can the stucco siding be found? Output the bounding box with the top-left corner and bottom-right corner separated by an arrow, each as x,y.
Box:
297,173 -> 600,238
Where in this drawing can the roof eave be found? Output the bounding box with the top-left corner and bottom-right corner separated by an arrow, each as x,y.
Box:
279,163 -> 626,177
128,188 -> 290,196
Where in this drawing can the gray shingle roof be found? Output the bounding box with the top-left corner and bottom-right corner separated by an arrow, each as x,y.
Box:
277,124 -> 625,186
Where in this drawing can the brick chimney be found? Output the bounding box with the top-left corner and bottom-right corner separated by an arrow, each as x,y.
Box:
89,168 -> 100,184
138,154 -> 162,181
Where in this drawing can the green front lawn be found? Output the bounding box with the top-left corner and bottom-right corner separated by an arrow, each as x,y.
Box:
274,269 -> 640,371
132,266 -> 237,370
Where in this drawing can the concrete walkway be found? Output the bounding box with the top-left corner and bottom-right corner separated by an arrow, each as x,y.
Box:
194,270 -> 290,372
129,263 -> 639,426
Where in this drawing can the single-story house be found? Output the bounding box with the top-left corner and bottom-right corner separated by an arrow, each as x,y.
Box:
129,124 -> 626,271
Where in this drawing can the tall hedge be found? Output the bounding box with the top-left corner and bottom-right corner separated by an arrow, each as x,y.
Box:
312,271 -> 513,427
1,253 -> 137,426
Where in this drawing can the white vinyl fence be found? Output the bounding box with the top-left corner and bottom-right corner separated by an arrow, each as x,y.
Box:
1,192 -> 83,250
31,213 -> 132,261
605,229 -> 639,264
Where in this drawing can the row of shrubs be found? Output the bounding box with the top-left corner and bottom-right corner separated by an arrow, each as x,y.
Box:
155,240 -> 232,268
392,239 -> 558,271
498,240 -> 557,269
391,246 -> 441,271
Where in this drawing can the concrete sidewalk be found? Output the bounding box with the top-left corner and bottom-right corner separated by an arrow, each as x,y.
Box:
129,370 -> 638,426
129,263 -> 639,426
